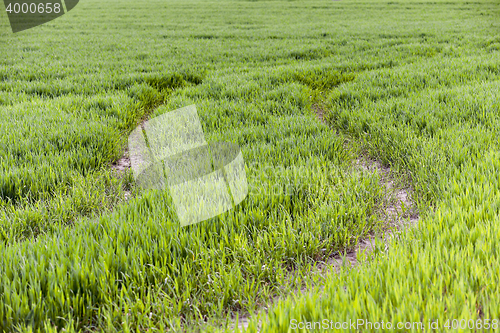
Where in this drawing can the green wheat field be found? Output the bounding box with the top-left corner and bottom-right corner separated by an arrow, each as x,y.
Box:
1,0 -> 500,331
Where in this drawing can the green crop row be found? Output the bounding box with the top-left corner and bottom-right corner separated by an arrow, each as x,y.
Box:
252,153 -> 500,332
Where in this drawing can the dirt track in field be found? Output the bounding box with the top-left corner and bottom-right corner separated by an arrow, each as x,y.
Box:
109,105 -> 420,332
231,105 -> 420,332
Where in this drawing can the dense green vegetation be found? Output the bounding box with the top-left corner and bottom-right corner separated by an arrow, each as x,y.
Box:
243,1 -> 500,332
0,0 -> 499,331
